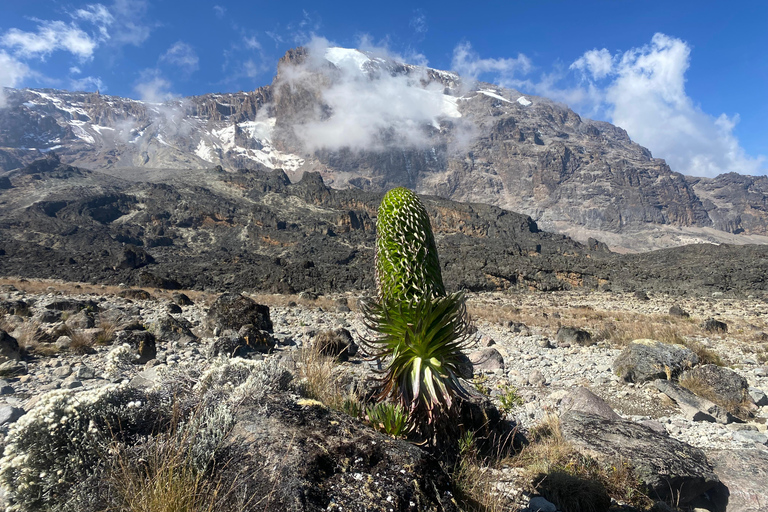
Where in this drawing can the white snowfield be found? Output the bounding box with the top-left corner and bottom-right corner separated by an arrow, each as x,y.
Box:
324,47 -> 371,72
517,96 -> 532,106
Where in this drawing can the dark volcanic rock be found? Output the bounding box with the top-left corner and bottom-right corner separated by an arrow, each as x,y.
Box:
114,329 -> 157,364
612,339 -> 698,383
0,330 -> 21,362
312,328 -> 357,361
680,364 -> 750,406
560,411 -> 725,509
207,293 -> 273,333
703,318 -> 728,333
116,245 -> 154,269
218,393 -> 459,512
556,326 -> 593,347
1,157 -> 768,297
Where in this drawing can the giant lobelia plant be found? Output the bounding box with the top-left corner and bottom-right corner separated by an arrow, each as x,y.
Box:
361,187 -> 471,432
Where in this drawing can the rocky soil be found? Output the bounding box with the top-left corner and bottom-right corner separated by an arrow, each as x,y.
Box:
1,280 -> 767,511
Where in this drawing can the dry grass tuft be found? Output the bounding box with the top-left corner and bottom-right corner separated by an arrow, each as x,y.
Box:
296,341 -> 360,413
508,415 -> 652,511
678,374 -> 752,419
67,328 -> 96,355
108,445 -> 223,512
452,432 -> 518,512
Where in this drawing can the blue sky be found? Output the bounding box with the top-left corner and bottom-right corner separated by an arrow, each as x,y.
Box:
0,0 -> 765,177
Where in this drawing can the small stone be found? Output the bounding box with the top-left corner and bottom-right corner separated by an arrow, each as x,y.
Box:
528,369 -> 546,386
702,318 -> 728,334
749,387 -> 768,406
76,365 -> 96,380
732,430 -> 768,445
55,335 -> 72,349
53,365 -> 73,378
0,379 -> 14,395
536,337 -> 551,349
0,360 -> 27,377
62,379 -> 83,390
469,347 -> 505,372
669,305 -> 690,318
529,496 -> 557,512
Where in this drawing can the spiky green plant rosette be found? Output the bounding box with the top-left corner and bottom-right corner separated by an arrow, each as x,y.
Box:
363,187 -> 470,428
374,187 -> 445,303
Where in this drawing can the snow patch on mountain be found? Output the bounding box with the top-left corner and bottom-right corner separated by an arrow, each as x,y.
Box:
479,89 -> 512,103
325,48 -> 371,72
517,96 -> 532,106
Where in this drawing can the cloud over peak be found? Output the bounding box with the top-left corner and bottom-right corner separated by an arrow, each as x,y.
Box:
454,33 -> 765,177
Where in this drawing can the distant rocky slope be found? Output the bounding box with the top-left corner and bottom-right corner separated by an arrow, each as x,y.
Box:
1,47 -> 767,251
1,155 -> 768,297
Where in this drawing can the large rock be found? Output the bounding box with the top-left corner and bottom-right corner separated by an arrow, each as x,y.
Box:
707,449 -> 768,512
680,364 -> 750,406
311,328 -> 357,361
654,379 -> 736,424
559,387 -> 622,421
560,411 -> 725,509
0,330 -> 20,362
207,293 -> 272,333
217,393 -> 459,512
612,339 -> 698,383
556,326 -> 593,347
149,315 -> 197,344
468,347 -> 505,371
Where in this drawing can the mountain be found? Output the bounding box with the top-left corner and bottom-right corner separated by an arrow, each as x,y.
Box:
1,46 -> 768,252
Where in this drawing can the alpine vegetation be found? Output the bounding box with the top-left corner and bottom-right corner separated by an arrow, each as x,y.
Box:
361,187 -> 471,435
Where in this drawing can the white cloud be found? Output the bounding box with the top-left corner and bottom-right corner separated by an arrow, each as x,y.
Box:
451,41 -> 532,86
213,5 -> 226,19
0,50 -> 31,107
108,0 -> 152,46
570,48 -> 613,80
69,66 -> 82,74
279,36 -> 460,152
0,0 -> 152,67
1,21 -> 98,61
161,41 -> 199,73
243,36 -> 261,50
410,10 -> 428,34
134,68 -> 175,103
574,33 -> 765,176
453,34 -> 766,177
73,4 -> 114,39
70,75 -> 105,92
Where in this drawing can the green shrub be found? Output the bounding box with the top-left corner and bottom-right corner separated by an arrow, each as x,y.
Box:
365,402 -> 410,438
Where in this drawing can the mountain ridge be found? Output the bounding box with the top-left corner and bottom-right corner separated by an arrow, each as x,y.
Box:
1,46 -> 768,252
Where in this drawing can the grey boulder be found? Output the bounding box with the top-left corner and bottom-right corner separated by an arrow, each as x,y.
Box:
560,410 -> 725,510
612,339 -> 698,382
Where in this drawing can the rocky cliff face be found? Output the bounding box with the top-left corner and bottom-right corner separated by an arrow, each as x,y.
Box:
1,47 -> 767,251
2,155 -> 767,297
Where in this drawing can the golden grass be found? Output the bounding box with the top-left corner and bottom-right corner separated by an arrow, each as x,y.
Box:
295,341 -> 360,413
505,415 -> 652,511
678,374 -> 752,419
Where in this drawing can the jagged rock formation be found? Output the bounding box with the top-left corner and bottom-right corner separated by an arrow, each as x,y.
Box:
1,156 -> 768,297
1,47 -> 767,251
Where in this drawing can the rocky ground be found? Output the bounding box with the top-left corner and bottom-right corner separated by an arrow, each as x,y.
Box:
1,279 -> 767,511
